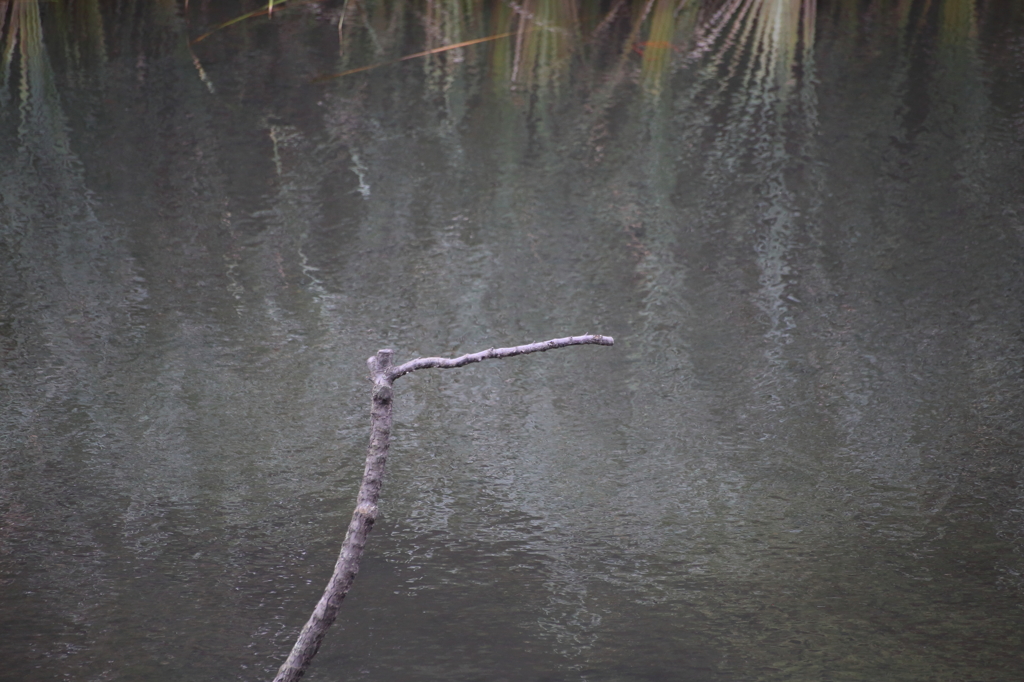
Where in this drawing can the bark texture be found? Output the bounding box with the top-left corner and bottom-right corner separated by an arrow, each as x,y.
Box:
272,335 -> 613,682
388,334 -> 615,379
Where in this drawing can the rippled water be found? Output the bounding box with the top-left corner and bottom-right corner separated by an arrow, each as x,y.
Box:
2,1 -> 1023,680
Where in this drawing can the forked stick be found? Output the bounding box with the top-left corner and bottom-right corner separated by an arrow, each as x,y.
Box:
272,334 -> 614,682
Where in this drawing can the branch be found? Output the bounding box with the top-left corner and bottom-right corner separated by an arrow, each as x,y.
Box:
387,334 -> 614,381
272,335 -> 613,682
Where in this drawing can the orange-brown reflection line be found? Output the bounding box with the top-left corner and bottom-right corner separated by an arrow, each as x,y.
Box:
190,0 -> 294,45
312,30 -> 519,83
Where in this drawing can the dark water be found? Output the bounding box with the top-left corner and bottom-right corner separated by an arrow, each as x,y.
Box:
2,1 -> 1023,680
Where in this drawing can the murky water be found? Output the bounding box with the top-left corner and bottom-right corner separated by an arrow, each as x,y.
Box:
2,1 -> 1023,680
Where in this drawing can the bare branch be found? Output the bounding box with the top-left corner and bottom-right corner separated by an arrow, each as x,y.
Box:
387,334 -> 614,381
272,335 -> 613,682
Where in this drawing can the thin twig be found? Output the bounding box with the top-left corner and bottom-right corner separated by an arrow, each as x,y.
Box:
388,334 -> 614,380
190,0 -> 294,44
312,30 -> 518,83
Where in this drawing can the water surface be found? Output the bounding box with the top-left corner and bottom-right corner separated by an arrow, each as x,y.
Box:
2,1 -> 1023,680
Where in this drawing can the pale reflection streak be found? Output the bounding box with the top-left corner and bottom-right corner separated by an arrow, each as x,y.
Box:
701,0 -> 816,381
1,1 -> 149,675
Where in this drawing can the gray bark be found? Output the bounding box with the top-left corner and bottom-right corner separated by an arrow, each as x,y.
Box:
272,334 -> 613,682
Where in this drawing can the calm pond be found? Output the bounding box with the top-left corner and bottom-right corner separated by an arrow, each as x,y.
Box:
2,1 -> 1023,680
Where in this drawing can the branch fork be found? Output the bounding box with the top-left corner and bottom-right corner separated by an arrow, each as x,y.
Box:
273,334 -> 613,682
